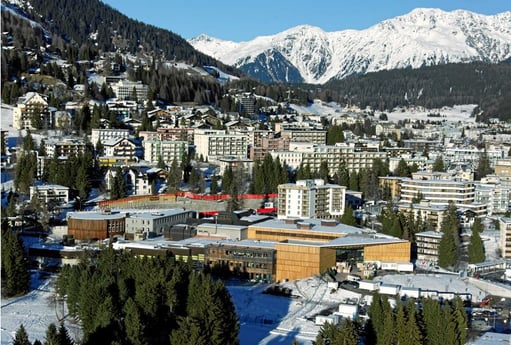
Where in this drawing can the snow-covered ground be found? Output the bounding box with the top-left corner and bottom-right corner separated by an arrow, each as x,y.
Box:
2,267 -> 508,345
379,104 -> 478,123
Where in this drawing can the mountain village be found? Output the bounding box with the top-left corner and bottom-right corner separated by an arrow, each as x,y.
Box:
2,1 -> 511,344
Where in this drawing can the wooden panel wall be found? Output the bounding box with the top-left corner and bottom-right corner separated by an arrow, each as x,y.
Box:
275,244 -> 335,282
363,242 -> 411,262
68,218 -> 108,240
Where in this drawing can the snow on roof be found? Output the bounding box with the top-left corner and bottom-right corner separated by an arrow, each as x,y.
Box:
322,234 -> 406,247
254,218 -> 362,235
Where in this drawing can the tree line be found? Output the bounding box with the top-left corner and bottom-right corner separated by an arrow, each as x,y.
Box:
54,248 -> 239,345
315,292 -> 468,345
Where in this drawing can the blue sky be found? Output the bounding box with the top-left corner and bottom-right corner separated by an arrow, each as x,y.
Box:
102,0 -> 510,42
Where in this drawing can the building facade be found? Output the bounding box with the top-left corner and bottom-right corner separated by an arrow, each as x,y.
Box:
29,184 -> 69,205
143,139 -> 187,164
13,92 -> 52,130
124,209 -> 196,240
499,217 -> 511,259
416,231 -> 443,266
277,179 -> 346,219
194,129 -> 248,162
91,128 -> 131,145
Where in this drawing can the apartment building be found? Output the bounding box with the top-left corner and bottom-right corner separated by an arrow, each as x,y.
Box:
400,172 -> 475,206
44,137 -> 87,158
499,217 -> 511,259
397,200 -> 446,232
474,183 -> 510,215
495,159 -> 511,190
91,128 -> 131,145
194,129 -> 248,162
250,131 -> 291,161
143,139 -> 187,164
13,92 -> 52,130
444,147 -> 504,169
103,137 -> 138,160
399,172 -> 487,217
280,128 -> 327,145
416,231 -> 443,265
111,80 -> 148,101
277,179 -> 346,219
29,184 -> 69,205
271,143 -> 386,174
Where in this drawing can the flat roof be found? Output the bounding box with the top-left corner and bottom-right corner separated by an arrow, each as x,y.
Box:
252,218 -> 362,235
416,231 -> 443,238
197,223 -> 248,231
126,209 -> 193,220
321,234 -> 406,248
67,211 -> 126,220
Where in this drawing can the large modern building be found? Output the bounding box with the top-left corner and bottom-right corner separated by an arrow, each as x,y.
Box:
277,179 -> 346,219
247,218 -> 411,282
67,211 -> 126,240
399,171 -> 479,209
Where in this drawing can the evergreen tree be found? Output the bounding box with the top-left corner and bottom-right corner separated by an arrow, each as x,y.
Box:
389,215 -> 403,238
340,205 -> 356,226
379,310 -> 395,345
475,149 -> 492,180
123,298 -> 145,345
157,155 -> 165,169
395,303 -> 408,345
422,298 -> 444,345
167,158 -> 182,192
432,155 -> 445,172
57,323 -> 74,345
13,324 -> 31,345
348,170 -> 359,191
1,227 -> 30,297
395,158 -> 411,177
210,175 -> 219,194
38,139 -> 47,157
468,226 -> 485,264
404,300 -> 423,345
471,217 -> 484,234
438,230 -> 457,268
23,131 -> 35,152
318,161 -> 329,183
451,297 -> 468,345
44,323 -> 59,345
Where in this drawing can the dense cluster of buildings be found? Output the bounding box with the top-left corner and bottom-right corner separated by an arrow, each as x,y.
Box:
7,83 -> 511,282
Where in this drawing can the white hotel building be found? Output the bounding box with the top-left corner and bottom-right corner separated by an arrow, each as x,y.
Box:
194,129 -> 248,163
277,179 -> 346,220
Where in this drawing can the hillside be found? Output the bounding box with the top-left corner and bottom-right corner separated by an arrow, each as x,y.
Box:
319,62 -> 511,121
2,0 -> 241,76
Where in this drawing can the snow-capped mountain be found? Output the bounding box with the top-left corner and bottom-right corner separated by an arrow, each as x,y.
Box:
189,8 -> 511,84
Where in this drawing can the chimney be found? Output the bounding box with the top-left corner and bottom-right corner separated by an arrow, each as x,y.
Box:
321,219 -> 337,227
296,222 -> 313,230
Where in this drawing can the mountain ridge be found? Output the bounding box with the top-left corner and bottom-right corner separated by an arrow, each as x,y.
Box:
189,8 -> 511,84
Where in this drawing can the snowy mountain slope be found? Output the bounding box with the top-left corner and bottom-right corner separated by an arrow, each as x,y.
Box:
189,8 -> 511,84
